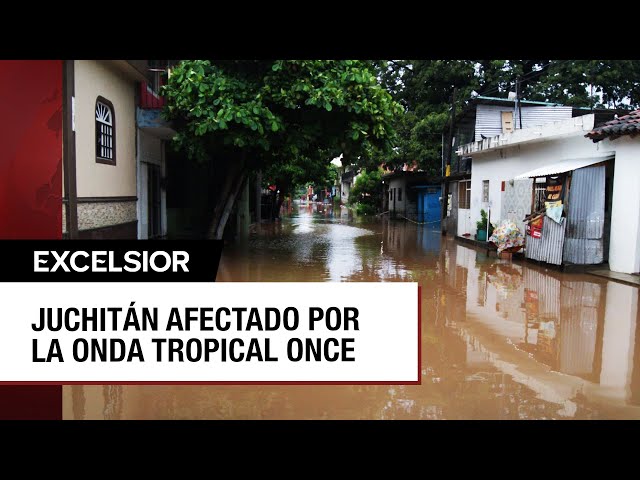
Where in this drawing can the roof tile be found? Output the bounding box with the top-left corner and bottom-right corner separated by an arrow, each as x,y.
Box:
586,109 -> 640,141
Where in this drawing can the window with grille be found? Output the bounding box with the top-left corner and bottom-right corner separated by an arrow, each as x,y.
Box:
458,180 -> 471,209
534,177 -> 546,212
482,180 -> 489,203
95,97 -> 115,164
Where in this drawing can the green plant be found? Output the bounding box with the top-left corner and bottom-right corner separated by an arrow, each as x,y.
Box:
349,167 -> 383,211
356,203 -> 376,216
476,209 -> 494,237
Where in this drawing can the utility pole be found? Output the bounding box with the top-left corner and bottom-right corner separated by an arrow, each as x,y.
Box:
255,170 -> 262,224
441,87 -> 456,234
447,87 -> 457,168
516,77 -> 523,129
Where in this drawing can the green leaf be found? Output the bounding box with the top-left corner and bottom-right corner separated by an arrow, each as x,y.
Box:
324,102 -> 332,111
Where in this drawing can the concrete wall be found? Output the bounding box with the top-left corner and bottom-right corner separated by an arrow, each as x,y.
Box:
74,60 -> 137,198
600,281 -> 638,396
388,177 -> 406,216
468,134 -> 616,237
606,135 -> 640,274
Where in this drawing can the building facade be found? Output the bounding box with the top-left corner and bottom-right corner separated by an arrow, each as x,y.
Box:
136,61 -> 175,239
586,110 -> 640,274
443,96 -> 620,238
62,60 -> 172,240
384,171 -> 442,224
456,111 -> 640,274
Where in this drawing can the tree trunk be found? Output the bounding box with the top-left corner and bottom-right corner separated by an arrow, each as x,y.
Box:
214,172 -> 247,239
255,170 -> 262,223
273,185 -> 288,220
207,157 -> 247,240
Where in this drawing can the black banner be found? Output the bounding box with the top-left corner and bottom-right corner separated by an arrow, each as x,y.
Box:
545,175 -> 566,203
0,240 -> 223,282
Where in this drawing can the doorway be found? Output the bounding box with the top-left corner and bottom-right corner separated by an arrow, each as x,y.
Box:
147,163 -> 162,238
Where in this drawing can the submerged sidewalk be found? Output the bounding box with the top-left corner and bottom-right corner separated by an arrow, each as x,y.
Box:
454,235 -> 639,288
587,269 -> 640,287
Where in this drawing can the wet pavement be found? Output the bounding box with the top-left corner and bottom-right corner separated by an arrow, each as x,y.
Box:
63,202 -> 640,419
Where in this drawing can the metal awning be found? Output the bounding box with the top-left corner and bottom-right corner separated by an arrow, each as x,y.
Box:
514,154 -> 614,179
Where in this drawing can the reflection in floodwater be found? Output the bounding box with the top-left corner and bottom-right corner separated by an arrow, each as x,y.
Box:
63,203 -> 640,419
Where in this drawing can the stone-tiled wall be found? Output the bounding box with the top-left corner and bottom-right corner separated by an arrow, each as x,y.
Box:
62,201 -> 137,234
78,201 -> 137,231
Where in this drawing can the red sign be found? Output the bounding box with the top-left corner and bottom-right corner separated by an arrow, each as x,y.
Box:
526,215 -> 543,239
0,60 -> 62,239
0,60 -> 63,419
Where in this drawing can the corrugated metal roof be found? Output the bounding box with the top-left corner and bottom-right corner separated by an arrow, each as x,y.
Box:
474,105 -> 574,142
514,155 -> 613,179
515,106 -> 573,131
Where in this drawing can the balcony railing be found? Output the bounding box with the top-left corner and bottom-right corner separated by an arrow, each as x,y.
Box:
139,81 -> 165,109
139,61 -> 173,109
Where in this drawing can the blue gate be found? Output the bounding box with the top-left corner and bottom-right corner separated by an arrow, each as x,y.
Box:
416,186 -> 442,225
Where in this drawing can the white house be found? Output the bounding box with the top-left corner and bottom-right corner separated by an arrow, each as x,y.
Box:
456,112 -> 640,274
585,110 -> 640,275
444,95 -> 586,237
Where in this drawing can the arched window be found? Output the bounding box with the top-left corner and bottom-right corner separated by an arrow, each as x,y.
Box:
95,97 -> 116,164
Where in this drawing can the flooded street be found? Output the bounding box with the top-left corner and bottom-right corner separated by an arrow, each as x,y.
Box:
64,202 -> 640,419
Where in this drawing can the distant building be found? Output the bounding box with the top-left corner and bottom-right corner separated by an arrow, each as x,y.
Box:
340,167 -> 359,204
383,171 -> 442,224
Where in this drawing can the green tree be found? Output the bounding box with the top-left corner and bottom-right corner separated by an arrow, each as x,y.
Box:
162,60 -> 402,238
349,168 -> 384,214
374,59 -> 640,178
373,60 -> 477,174
535,60 -> 640,109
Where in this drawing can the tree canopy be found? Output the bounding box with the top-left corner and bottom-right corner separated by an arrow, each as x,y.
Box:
163,60 -> 402,164
162,60 -> 403,237
373,60 -> 640,176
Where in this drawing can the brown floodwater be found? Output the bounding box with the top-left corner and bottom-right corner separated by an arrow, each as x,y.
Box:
63,202 -> 640,419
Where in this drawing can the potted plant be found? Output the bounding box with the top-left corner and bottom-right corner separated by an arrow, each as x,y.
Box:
475,209 -> 493,242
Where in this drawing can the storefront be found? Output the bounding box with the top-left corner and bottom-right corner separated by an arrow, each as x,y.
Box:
514,156 -> 615,266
